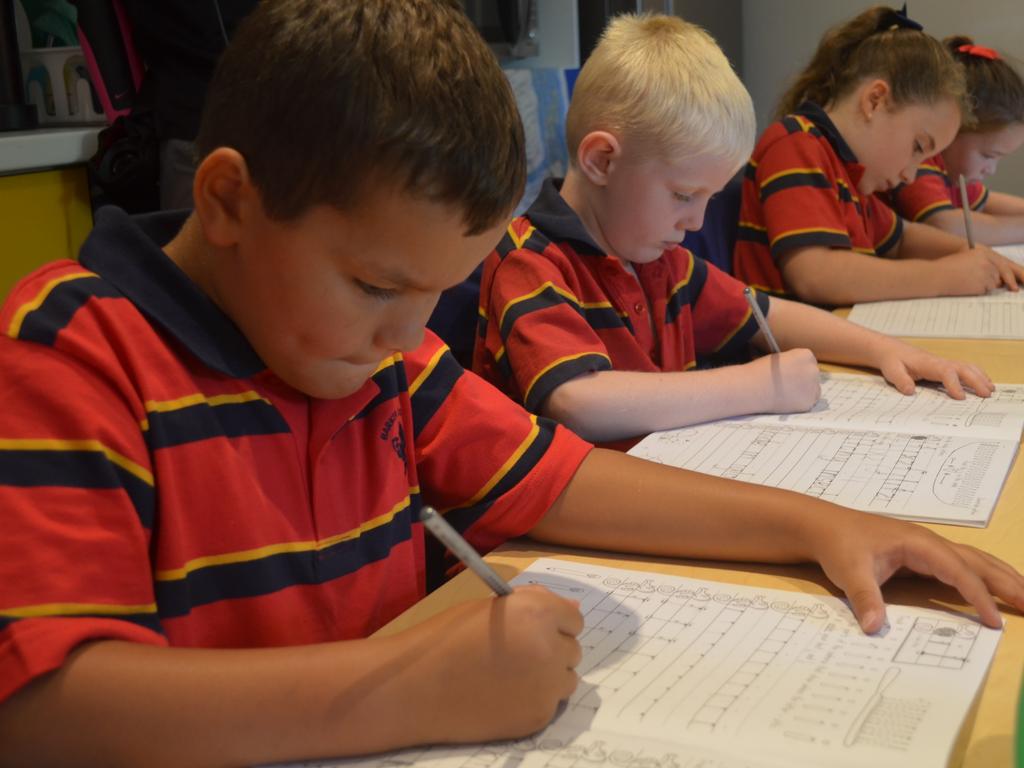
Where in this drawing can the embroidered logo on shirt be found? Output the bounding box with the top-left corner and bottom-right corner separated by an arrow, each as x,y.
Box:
379,409 -> 406,462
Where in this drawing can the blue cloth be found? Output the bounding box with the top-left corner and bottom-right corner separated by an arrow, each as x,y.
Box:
682,173 -> 744,275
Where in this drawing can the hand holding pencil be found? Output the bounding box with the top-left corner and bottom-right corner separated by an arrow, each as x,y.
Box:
415,506 -> 583,740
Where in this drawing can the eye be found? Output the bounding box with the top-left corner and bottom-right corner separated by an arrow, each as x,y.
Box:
355,279 -> 398,301
672,191 -> 693,203
913,141 -> 924,155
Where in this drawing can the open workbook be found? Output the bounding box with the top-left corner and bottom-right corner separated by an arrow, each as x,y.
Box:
846,244 -> 1024,338
277,559 -> 1001,768
627,371 -> 1024,527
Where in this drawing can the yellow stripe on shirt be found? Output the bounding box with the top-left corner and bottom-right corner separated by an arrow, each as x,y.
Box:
712,306 -> 754,354
155,487 -> 420,582
409,344 -> 450,395
1,601 -> 158,619
523,351 -> 611,408
768,227 -> 848,248
443,418 -> 540,512
0,437 -> 153,485
759,167 -> 829,189
139,390 -> 274,432
508,223 -> 536,250
668,256 -> 697,298
498,281 -> 581,330
912,200 -> 953,222
6,271 -> 96,338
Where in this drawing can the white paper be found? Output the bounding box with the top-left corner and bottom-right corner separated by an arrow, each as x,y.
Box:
277,560 -> 1001,768
994,244 -> 1024,265
846,244 -> 1024,338
627,373 -> 1024,526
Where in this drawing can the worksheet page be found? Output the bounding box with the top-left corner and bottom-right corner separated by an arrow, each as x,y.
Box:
278,560 -> 1001,768
847,292 -> 1024,339
627,373 -> 1024,526
994,243 -> 1024,264
847,245 -> 1024,338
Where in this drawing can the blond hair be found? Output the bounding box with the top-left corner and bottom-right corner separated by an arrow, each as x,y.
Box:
566,13 -> 754,167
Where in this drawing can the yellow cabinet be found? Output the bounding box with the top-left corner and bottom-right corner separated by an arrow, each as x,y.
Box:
0,166 -> 93,299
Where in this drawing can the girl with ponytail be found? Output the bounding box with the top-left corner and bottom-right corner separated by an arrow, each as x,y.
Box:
733,6 -> 1024,305
890,36 -> 1024,245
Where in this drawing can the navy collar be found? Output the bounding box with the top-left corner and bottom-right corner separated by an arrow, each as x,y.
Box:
79,206 -> 266,379
794,101 -> 860,165
524,178 -> 605,254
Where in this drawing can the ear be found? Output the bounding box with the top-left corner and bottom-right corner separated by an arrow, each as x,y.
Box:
575,130 -> 622,186
859,79 -> 893,120
192,147 -> 263,248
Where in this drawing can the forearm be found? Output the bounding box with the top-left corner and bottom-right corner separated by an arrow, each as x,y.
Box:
896,220 -> 965,260
542,367 -> 768,442
927,209 -> 1024,246
537,449 -> 1023,634
534,448 -> 839,563
985,190 -> 1024,217
768,296 -> 901,368
0,633 -> 449,767
779,247 -> 947,304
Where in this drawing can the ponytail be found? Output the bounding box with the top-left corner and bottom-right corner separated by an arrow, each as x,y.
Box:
776,6 -> 970,123
947,35 -> 1024,132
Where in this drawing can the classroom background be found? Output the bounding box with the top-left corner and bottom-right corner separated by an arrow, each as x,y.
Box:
518,0 -> 1024,196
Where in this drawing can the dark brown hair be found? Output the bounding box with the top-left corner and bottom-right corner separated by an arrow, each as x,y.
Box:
947,36 -> 1024,132
775,6 -> 971,122
195,0 -> 525,234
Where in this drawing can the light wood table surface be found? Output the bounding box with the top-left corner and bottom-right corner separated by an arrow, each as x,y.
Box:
379,332 -> 1024,767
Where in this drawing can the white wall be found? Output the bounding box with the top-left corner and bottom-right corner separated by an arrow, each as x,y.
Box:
741,0 -> 1024,195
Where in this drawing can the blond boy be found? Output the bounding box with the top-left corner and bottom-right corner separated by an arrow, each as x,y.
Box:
474,15 -> 991,443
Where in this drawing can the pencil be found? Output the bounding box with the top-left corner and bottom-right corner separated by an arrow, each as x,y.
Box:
958,174 -> 976,249
743,286 -> 781,354
420,506 -> 513,596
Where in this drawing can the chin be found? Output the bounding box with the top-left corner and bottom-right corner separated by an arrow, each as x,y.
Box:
630,249 -> 667,264
280,363 -> 379,400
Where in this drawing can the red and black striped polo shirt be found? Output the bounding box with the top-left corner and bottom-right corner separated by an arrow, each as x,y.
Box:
889,152 -> 989,222
733,102 -> 904,294
473,178 -> 766,414
0,207 -> 590,704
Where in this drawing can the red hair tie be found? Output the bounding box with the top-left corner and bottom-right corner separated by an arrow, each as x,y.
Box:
958,44 -> 1000,60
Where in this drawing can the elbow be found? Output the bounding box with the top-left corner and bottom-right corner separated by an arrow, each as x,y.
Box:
542,383 -> 602,442
924,210 -> 965,237
782,263 -> 850,306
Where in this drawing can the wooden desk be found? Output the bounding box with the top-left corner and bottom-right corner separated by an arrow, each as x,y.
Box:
380,335 -> 1024,768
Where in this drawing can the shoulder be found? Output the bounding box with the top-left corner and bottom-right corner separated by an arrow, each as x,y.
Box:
1,259 -> 141,349
485,217 -> 583,288
1,258 -> 172,403
753,117 -> 836,168
492,216 -> 557,262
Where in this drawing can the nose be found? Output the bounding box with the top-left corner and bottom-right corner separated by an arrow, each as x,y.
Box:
899,164 -> 918,185
376,316 -> 425,355
678,201 -> 709,234
374,296 -> 434,354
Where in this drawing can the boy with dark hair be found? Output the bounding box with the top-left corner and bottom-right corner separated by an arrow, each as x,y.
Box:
0,2 -> 1020,765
